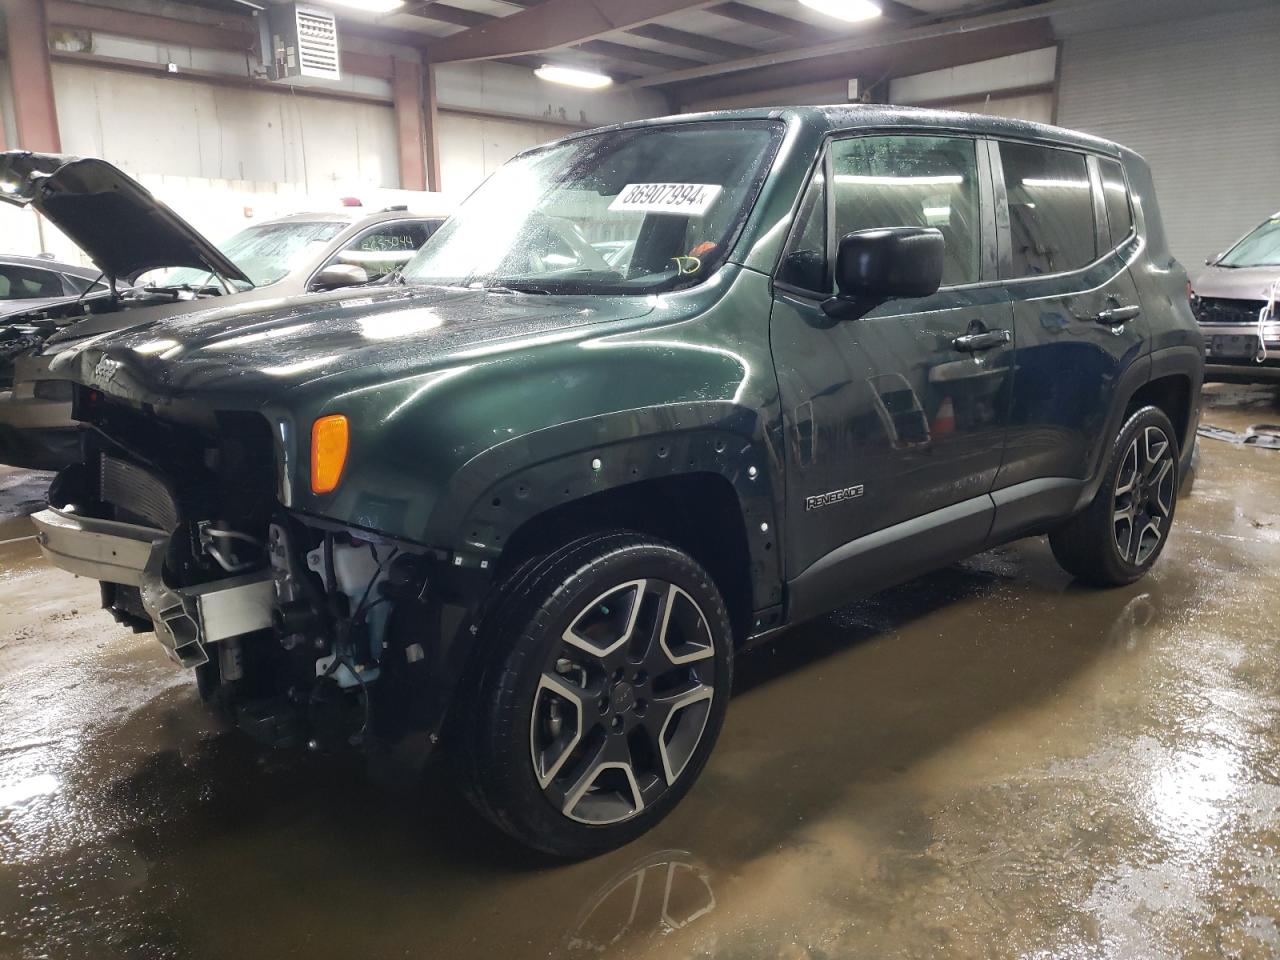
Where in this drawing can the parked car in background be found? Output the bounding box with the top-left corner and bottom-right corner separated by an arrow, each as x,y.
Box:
1192,212 -> 1280,379
0,255 -> 108,313
0,151 -> 448,469
27,108 -> 1201,858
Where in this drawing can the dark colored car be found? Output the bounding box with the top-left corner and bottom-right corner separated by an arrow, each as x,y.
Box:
28,107 -> 1202,858
0,151 -> 449,469
0,254 -> 108,312
1191,212 -> 1280,379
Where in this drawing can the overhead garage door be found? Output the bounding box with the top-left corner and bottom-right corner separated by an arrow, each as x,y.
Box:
1056,4 -> 1280,270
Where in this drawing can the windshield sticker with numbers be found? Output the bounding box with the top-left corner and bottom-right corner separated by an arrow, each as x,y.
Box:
609,183 -> 723,216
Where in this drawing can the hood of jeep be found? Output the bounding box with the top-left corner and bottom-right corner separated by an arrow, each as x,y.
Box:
48,283 -> 655,406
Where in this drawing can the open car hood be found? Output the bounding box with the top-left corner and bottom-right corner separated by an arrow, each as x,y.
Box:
0,151 -> 250,285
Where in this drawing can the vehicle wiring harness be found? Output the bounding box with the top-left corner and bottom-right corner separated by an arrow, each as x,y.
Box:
1256,277 -> 1280,363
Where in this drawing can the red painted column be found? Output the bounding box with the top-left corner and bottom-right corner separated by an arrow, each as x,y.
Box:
392,57 -> 427,192
2,0 -> 61,152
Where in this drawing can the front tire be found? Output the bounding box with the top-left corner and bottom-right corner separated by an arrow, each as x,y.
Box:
452,532 -> 733,858
1050,405 -> 1180,586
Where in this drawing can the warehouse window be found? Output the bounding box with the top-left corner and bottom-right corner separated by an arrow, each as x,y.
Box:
1000,142 -> 1096,277
829,135 -> 981,287
1098,158 -> 1134,249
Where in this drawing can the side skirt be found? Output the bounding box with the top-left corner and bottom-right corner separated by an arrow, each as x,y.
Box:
770,476 -> 1084,634
784,495 -> 993,627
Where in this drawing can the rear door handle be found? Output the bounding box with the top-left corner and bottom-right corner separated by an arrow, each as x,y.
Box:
952,329 -> 1011,352
1096,304 -> 1141,325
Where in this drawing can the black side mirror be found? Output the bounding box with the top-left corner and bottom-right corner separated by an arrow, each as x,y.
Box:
822,227 -> 945,319
310,263 -> 369,292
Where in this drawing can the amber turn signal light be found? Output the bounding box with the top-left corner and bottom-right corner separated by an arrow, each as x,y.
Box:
311,414 -> 349,494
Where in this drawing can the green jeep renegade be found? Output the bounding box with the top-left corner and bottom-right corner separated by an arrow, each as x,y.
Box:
29,106 -> 1202,857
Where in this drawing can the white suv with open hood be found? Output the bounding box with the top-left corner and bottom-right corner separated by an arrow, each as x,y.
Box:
0,151 -> 448,468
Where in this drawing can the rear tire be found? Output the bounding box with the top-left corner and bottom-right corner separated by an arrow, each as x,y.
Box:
1049,405 -> 1179,586
451,531 -> 733,859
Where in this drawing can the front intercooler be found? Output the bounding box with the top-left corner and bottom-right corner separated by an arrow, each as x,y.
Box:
100,453 -> 181,531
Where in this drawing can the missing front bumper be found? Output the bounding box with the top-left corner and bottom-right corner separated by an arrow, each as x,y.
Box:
31,506 -> 275,667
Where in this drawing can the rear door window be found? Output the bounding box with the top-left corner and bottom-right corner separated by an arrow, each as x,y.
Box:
0,264 -> 66,299
829,134 -> 982,287
1098,158 -> 1134,249
998,142 -> 1096,277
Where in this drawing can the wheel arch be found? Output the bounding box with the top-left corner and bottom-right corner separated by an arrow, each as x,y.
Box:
501,473 -> 760,645
1075,345 -> 1203,513
427,403 -> 785,642
1128,347 -> 1203,462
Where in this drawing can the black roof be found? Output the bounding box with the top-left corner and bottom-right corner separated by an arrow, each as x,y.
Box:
556,104 -> 1123,158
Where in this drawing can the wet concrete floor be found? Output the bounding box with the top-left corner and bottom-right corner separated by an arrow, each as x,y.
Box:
2,384 -> 1280,959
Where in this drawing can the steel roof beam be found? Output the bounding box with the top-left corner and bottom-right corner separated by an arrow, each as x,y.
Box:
572,39 -> 705,70
425,0 -> 720,63
623,23 -> 759,59
407,2 -> 495,28
628,0 -> 1081,87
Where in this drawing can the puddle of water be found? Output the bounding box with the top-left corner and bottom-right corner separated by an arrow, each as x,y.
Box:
0,395 -> 1279,958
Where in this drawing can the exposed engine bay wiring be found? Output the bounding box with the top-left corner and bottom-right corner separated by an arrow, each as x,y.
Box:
1255,277 -> 1280,363
202,526 -> 264,574
308,543 -> 398,745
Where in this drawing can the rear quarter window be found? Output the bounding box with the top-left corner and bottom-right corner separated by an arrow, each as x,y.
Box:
1098,158 -> 1134,249
999,142 -> 1096,277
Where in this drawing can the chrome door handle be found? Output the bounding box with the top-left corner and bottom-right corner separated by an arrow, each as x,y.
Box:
952,329 -> 1011,352
1096,304 -> 1141,325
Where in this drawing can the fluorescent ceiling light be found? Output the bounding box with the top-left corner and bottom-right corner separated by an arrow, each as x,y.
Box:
798,0 -> 881,23
1022,178 -> 1090,189
324,0 -> 405,12
535,64 -> 613,89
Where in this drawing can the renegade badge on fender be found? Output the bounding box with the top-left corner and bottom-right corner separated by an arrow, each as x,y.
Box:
31,108 -> 1203,858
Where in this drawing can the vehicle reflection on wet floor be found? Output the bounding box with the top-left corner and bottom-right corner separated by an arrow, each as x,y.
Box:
2,385 -> 1279,959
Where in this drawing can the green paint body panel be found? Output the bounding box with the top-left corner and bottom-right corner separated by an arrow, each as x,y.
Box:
47,105 -> 1199,626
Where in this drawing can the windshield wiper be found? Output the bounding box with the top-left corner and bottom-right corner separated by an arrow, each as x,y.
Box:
483,282 -> 552,295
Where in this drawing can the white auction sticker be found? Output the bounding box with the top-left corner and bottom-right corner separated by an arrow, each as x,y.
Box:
609,183 -> 723,216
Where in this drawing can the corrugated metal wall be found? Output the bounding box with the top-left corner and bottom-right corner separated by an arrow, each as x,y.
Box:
1057,4 -> 1280,269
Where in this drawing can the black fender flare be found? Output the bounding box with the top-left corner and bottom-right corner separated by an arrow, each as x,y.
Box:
1073,344 -> 1203,512
1148,343 -> 1205,464
425,400 -> 785,612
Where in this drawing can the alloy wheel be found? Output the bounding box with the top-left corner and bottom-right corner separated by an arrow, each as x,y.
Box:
1113,425 -> 1176,566
530,578 -> 717,825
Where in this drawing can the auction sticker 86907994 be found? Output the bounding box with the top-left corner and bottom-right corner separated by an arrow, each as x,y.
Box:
609,183 -> 723,216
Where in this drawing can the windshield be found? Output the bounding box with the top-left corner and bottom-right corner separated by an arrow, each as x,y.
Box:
1219,218 -> 1280,268
148,220 -> 346,289
401,120 -> 784,295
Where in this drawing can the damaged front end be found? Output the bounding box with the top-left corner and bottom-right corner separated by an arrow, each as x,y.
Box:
32,391 -> 471,750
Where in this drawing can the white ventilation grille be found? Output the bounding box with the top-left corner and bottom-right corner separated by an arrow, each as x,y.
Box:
295,7 -> 340,80
267,3 -> 341,84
